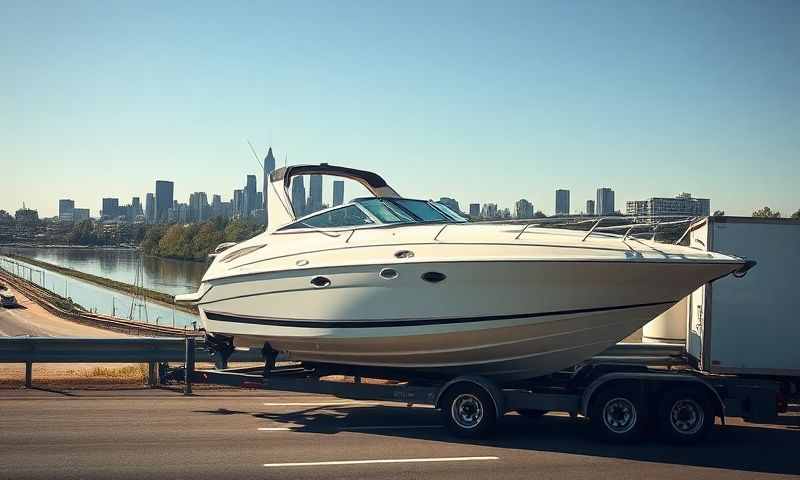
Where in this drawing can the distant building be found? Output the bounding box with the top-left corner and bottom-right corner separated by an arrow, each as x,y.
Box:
263,147 -> 276,225
333,181 -> 345,206
480,203 -> 499,219
211,194 -> 222,218
189,192 -> 209,222
514,199 -> 535,219
144,193 -> 155,224
469,203 -> 480,218
555,189 -> 570,216
245,174 -> 257,216
101,198 -> 120,219
596,188 -> 615,216
291,176 -> 306,217
155,180 -> 174,223
58,199 -> 75,222
15,206 -> 39,224
129,197 -> 143,221
72,208 -> 90,223
626,193 -> 710,221
233,189 -> 244,218
308,174 -> 323,213
437,197 -> 460,214
586,199 -> 595,216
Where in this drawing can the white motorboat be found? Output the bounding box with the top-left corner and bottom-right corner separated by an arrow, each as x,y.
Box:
176,164 -> 753,381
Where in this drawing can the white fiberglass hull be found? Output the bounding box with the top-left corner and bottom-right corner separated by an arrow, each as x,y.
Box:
196,259 -> 740,381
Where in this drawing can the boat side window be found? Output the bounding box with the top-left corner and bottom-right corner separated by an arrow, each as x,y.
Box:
281,205 -> 374,230
389,199 -> 447,222
357,198 -> 415,224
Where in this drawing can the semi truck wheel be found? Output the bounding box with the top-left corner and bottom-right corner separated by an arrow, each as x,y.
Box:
589,383 -> 647,442
657,388 -> 714,444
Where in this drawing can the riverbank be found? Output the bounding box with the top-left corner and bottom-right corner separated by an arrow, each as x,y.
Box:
3,254 -> 198,314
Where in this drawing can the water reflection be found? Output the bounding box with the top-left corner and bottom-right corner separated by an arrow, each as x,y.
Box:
0,247 -> 207,295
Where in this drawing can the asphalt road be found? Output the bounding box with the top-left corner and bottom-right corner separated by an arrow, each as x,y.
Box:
0,388 -> 797,480
0,286 -> 124,337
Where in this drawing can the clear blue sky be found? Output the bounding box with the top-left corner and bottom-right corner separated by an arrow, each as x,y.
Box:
2,0 -> 798,217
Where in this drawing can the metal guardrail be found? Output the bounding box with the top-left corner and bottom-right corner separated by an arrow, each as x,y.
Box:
0,337 -> 265,390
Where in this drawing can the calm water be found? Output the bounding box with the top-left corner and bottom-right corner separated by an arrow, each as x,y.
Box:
0,247 -> 205,328
0,247 -> 207,296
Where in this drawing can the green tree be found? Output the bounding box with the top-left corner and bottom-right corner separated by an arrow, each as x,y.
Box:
792,209 -> 800,220
712,210 -> 725,216
752,206 -> 781,218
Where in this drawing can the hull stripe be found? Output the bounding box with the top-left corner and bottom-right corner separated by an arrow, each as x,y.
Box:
204,300 -> 676,329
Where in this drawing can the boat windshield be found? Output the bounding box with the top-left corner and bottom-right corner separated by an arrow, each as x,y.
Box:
356,198 -> 467,224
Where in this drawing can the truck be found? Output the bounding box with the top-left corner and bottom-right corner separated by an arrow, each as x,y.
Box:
184,216 -> 796,443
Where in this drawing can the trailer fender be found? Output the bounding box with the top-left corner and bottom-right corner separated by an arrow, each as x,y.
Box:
581,372 -> 726,424
435,376 -> 504,419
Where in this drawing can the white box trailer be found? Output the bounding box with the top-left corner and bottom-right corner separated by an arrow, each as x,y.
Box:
687,216 -> 800,378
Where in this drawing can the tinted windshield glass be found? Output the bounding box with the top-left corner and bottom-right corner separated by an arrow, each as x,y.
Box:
281,205 -> 373,230
432,202 -> 468,222
357,198 -> 414,223
389,199 -> 447,222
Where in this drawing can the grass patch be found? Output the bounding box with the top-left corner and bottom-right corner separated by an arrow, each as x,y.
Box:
88,364 -> 148,381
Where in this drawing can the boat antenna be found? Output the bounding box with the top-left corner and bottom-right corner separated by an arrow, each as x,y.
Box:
247,140 -> 264,169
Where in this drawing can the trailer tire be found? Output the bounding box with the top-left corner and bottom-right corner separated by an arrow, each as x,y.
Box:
516,409 -> 548,419
441,383 -> 497,438
589,383 -> 646,443
657,387 -> 714,444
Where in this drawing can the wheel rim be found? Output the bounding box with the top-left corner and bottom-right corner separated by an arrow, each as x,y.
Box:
602,397 -> 637,434
451,393 -> 484,429
670,398 -> 704,435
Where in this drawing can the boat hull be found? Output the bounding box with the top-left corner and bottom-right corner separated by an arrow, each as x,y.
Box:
197,259 -> 739,381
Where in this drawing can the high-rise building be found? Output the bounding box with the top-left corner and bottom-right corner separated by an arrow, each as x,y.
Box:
555,189 -> 570,216
586,199 -> 595,216
144,193 -> 155,224
514,199 -> 534,219
596,187 -> 615,215
189,192 -> 209,222
480,203 -> 499,219
233,189 -> 244,218
291,176 -> 306,217
332,181 -> 345,206
155,180 -> 174,223
245,174 -> 257,216
263,147 -> 276,225
211,194 -> 222,218
309,174 -> 323,213
626,193 -> 710,221
58,199 -> 75,222
72,208 -> 90,223
469,203 -> 480,218
101,198 -> 120,219
130,197 -> 143,221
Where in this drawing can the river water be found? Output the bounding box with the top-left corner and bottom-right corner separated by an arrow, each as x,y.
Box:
0,247 -> 205,328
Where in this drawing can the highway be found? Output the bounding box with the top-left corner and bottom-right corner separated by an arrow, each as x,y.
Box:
0,388 -> 797,479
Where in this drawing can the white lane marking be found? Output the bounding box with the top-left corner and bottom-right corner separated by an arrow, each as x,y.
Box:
263,456 -> 499,467
262,401 -> 374,406
257,424 -> 441,432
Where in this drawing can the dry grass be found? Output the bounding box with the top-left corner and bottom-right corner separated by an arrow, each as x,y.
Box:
88,364 -> 148,381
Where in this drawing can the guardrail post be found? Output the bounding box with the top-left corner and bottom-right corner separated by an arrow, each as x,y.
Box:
184,337 -> 195,395
147,361 -> 158,387
25,361 -> 32,388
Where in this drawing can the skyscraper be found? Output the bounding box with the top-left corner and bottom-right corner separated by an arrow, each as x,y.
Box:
245,174 -> 257,216
469,203 -> 480,218
309,174 -> 323,213
101,198 -> 120,219
555,189 -> 570,216
233,189 -> 244,218
291,176 -> 306,217
332,180 -> 345,206
145,193 -> 155,224
189,192 -> 209,222
155,180 -> 174,223
514,199 -> 534,219
596,187 -> 615,215
58,199 -> 74,222
211,194 -> 222,218
586,199 -> 595,216
263,147 -> 276,225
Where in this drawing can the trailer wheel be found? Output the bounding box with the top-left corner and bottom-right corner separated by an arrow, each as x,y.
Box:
589,384 -> 646,443
516,409 -> 548,419
441,383 -> 497,438
657,388 -> 714,444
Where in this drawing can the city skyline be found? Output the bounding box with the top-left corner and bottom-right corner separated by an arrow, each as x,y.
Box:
2,2 -> 798,217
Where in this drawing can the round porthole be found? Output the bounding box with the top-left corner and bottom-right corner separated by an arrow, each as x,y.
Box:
310,276 -> 331,288
379,268 -> 399,280
421,271 -> 446,283
395,250 -> 415,259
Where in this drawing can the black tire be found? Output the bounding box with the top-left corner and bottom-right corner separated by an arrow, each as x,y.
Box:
441,383 -> 497,438
589,383 -> 647,443
516,409 -> 548,419
657,387 -> 715,444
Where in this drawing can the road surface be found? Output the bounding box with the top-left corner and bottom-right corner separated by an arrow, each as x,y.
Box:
0,388 -> 797,479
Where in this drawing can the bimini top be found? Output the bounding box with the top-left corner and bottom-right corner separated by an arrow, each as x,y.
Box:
266,163 -> 402,232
